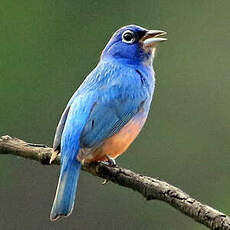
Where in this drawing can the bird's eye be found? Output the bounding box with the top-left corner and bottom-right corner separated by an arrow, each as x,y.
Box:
122,30 -> 136,44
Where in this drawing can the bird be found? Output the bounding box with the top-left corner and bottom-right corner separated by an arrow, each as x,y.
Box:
50,24 -> 167,221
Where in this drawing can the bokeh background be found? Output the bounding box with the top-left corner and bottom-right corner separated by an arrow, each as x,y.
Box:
1,1 -> 230,229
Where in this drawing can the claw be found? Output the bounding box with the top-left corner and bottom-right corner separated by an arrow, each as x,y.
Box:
81,159 -> 85,165
49,151 -> 58,164
106,155 -> 117,167
102,179 -> 109,185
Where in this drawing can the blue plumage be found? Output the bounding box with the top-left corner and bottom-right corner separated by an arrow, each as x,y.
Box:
50,25 -> 166,221
80,61 -> 153,148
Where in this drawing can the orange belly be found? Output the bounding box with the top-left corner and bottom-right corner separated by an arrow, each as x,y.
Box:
84,112 -> 147,163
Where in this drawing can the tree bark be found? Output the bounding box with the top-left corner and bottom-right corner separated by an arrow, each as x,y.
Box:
0,135 -> 229,229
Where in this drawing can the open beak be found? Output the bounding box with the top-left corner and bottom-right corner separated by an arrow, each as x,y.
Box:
142,30 -> 167,47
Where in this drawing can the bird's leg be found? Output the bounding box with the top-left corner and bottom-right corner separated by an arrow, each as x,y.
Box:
101,155 -> 117,185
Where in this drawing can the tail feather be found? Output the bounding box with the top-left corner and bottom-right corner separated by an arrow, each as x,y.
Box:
50,160 -> 81,221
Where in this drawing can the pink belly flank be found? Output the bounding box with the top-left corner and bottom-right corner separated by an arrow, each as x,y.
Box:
83,112 -> 147,163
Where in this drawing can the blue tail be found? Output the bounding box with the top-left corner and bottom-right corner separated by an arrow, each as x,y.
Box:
50,159 -> 81,221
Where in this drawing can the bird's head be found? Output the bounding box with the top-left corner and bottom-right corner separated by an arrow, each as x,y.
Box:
101,25 -> 167,66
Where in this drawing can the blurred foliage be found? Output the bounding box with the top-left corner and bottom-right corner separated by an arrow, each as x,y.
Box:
1,0 -> 230,229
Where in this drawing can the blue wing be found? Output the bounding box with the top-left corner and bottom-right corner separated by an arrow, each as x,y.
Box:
52,75 -> 98,151
80,65 -> 152,149
53,61 -> 154,152
53,87 -> 88,152
53,106 -> 70,151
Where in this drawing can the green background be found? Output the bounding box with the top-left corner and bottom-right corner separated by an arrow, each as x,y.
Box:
1,1 -> 230,229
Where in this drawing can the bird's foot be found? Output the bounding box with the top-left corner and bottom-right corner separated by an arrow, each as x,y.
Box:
100,155 -> 117,185
100,156 -> 116,167
105,154 -> 117,167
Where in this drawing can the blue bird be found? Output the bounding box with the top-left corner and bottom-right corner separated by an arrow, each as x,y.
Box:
50,25 -> 167,221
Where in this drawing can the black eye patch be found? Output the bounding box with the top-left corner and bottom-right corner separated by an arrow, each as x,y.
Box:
136,30 -> 147,40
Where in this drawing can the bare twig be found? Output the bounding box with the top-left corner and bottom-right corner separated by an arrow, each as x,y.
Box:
0,135 -> 229,229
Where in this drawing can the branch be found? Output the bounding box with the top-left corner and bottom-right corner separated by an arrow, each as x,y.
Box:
0,135 -> 229,229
